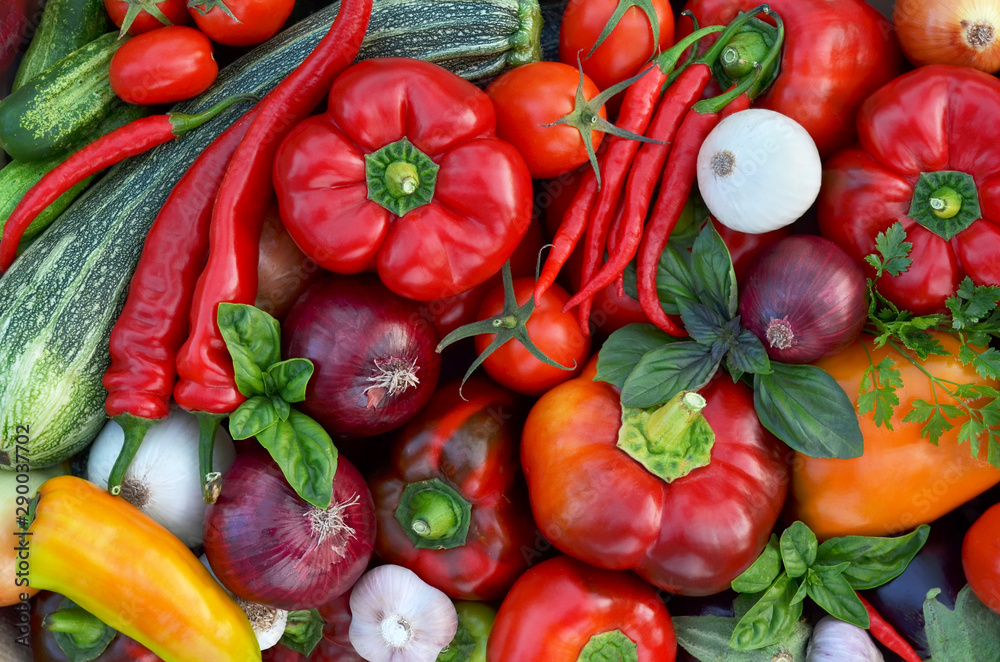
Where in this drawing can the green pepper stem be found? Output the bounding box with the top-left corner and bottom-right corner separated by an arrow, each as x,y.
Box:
692,61 -> 761,115
198,413 -> 225,504
655,24 -> 727,76
697,4 -> 770,67
719,30 -> 769,80
577,630 -> 639,662
170,94 -> 258,135
394,478 -> 472,550
107,413 -> 155,496
43,608 -> 109,647
929,186 -> 962,218
646,391 -> 707,453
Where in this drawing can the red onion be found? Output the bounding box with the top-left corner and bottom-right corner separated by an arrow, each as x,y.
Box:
203,447 -> 376,611
282,274 -> 441,437
737,235 -> 868,364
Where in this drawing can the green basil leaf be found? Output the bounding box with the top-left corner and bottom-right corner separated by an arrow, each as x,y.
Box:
654,242 -> 698,314
256,409 -> 337,509
271,395 -> 291,422
730,573 -> 802,651
754,362 -> 864,459
780,522 -> 818,579
595,324 -> 675,388
691,221 -> 739,319
789,578 -> 809,606
673,612 -> 810,662
924,585 -> 1000,661
727,324 -> 771,377
805,564 -> 869,628
732,534 -> 781,594
816,524 -> 931,590
268,358 -> 315,403
217,303 -> 282,396
279,609 -> 325,658
228,395 -> 279,440
678,300 -> 727,346
621,341 -> 720,409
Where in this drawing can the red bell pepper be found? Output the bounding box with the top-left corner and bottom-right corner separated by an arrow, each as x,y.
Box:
487,555 -> 677,661
521,358 -> 789,596
368,378 -> 538,601
272,57 -> 533,302
679,0 -> 903,158
819,64 -> 1000,315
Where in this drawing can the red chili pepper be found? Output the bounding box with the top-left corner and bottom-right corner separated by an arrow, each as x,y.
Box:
856,592 -> 923,662
0,95 -> 255,273
100,105 -> 259,500
173,0 -> 372,499
534,22 -> 733,308
637,75 -> 760,335
564,64 -> 716,314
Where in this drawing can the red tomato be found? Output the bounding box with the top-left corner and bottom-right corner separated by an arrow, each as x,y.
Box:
487,62 -> 607,180
475,277 -> 591,396
963,503 -> 1000,615
104,0 -> 190,36
188,0 -> 295,47
559,0 -> 675,93
109,26 -> 218,105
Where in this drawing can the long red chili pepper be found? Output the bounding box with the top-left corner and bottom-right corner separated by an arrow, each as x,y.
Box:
564,64 -> 718,313
533,22 -> 733,308
571,11 -> 767,328
636,73 -> 760,335
856,593 -> 923,662
173,0 -> 373,500
0,94 -> 256,273
101,105 -> 260,500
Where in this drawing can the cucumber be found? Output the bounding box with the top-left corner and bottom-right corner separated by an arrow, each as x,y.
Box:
0,102 -> 150,249
0,0 -> 541,469
12,0 -> 110,91
0,32 -> 124,163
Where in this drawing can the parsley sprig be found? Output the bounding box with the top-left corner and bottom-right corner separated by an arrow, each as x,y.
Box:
861,222 -> 1000,465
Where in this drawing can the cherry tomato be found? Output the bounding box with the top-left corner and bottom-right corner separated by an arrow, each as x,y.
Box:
559,0 -> 675,93
475,277 -> 591,396
963,503 -> 1000,615
104,0 -> 191,36
109,26 -> 218,105
487,61 -> 607,180
188,0 -> 295,47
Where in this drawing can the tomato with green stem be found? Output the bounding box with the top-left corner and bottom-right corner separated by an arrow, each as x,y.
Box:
104,0 -> 190,36
559,0 -> 676,93
963,502 -> 1000,615
188,0 -> 295,47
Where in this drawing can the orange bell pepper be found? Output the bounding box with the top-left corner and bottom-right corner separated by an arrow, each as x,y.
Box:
789,333 -> 1000,539
24,475 -> 261,662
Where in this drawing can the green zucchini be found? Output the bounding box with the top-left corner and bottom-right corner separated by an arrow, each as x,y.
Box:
12,0 -> 110,91
0,102 -> 150,250
0,32 -> 124,163
0,0 -> 541,469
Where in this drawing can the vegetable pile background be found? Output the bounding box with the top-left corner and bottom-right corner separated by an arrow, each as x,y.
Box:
2,0 -> 1000,659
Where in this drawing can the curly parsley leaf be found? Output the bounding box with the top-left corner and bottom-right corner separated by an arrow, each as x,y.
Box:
857,355 -> 902,430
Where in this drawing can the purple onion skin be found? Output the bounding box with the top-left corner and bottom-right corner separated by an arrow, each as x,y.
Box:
282,274 -> 442,437
737,235 -> 868,364
203,447 -> 376,611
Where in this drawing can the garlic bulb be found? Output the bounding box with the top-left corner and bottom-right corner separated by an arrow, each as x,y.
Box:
697,108 -> 822,234
349,564 -> 458,662
806,616 -> 885,662
86,405 -> 235,547
199,554 -> 288,651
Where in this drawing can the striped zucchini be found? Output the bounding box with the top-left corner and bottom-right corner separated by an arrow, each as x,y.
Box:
0,0 -> 541,469
12,0 -> 110,91
0,102 -> 150,250
0,32 -> 124,163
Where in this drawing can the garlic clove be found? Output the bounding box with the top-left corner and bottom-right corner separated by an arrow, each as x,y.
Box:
806,616 -> 884,662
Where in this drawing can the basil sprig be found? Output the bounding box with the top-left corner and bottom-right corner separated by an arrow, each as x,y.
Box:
604,220 -> 863,459
729,521 -> 930,650
218,303 -> 338,509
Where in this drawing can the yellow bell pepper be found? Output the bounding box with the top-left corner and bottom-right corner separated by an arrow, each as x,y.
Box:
25,475 -> 261,662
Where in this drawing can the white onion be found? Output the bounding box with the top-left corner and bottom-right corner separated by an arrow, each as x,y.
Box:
806,616 -> 885,662
697,108 -> 822,234
86,405 -> 235,547
349,564 -> 458,662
